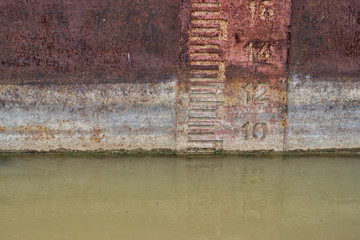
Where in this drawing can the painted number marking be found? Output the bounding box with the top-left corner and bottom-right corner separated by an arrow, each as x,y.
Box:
243,83 -> 270,104
249,0 -> 274,20
241,122 -> 268,141
245,41 -> 271,62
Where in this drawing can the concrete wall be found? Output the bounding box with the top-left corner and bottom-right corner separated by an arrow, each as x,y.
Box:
0,0 -> 359,153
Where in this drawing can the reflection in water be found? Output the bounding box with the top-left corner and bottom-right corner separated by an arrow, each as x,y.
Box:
0,154 -> 360,240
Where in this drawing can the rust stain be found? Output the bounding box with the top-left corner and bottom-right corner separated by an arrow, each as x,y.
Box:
1,125 -> 54,141
282,115 -> 287,127
90,129 -> 105,143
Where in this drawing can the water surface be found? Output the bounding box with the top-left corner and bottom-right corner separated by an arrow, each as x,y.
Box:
1,154 -> 360,240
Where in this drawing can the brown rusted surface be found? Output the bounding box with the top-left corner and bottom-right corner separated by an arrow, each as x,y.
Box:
177,0 -> 291,152
0,0 -> 179,84
222,0 -> 290,151
223,0 -> 290,77
290,0 -> 360,79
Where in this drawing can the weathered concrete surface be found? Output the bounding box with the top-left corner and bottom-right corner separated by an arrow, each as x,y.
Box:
0,0 -> 359,152
286,76 -> 360,151
0,81 -> 177,151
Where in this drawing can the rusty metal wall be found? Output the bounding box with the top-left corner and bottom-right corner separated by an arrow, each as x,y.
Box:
177,0 -> 290,152
0,0 -> 179,152
0,0 -> 179,84
286,0 -> 360,151
0,0 -> 359,152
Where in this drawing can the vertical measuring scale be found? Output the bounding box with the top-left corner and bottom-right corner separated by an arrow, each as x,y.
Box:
177,0 -> 291,153
186,1 -> 228,152
178,0 -> 228,153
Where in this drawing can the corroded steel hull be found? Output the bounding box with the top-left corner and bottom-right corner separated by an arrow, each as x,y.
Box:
0,0 -> 359,152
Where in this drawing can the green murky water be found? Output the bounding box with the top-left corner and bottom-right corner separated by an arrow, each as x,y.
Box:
1,154 -> 360,240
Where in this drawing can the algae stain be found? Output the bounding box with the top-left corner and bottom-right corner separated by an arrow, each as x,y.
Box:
248,176 -> 259,183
